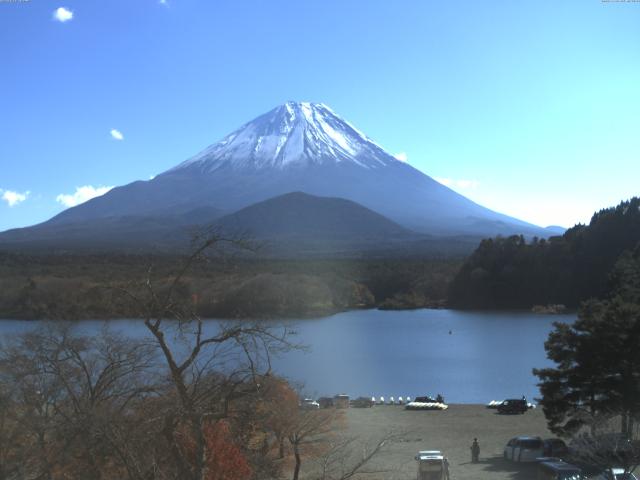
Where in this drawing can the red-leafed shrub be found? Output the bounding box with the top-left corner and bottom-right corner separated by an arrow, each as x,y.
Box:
204,420 -> 252,480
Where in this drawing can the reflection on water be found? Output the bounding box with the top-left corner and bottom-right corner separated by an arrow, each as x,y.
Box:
0,309 -> 574,403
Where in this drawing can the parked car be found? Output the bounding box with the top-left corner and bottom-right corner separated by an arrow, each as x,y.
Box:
350,396 -> 374,408
615,472 -> 639,480
317,397 -> 334,408
536,459 -> 584,480
300,398 -> 320,410
497,399 -> 528,414
543,438 -> 569,458
593,468 -> 638,480
334,394 -> 350,409
504,436 -> 544,462
415,450 -> 450,480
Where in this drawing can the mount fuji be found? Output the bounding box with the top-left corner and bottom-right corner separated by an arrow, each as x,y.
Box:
0,102 -> 553,253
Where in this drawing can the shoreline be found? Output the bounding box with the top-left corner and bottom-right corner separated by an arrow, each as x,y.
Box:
0,305 -> 577,322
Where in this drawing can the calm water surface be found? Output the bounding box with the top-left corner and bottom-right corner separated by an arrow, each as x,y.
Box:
0,309 -> 575,404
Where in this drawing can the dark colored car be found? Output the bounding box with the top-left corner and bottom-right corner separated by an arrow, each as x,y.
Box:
543,438 -> 569,458
317,397 -> 334,408
350,396 -> 374,408
497,399 -> 528,414
537,459 -> 584,480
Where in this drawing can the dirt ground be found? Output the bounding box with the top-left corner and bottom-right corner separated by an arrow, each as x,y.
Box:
320,404 -> 555,480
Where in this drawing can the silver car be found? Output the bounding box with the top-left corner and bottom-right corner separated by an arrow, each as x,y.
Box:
595,468 -> 639,480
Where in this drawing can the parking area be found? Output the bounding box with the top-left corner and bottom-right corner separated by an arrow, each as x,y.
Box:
333,404 -> 554,480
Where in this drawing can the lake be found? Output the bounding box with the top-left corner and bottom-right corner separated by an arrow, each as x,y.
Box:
0,309 -> 574,404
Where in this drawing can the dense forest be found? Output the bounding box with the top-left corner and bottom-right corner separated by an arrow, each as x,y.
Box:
450,197 -> 640,309
0,252 -> 461,320
5,198 -> 639,318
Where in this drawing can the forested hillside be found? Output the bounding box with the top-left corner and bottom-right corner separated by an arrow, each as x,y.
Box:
449,197 -> 640,309
0,253 -> 460,320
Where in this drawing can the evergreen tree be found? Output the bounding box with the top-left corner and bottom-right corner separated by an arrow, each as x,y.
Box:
450,197 -> 640,309
534,250 -> 640,438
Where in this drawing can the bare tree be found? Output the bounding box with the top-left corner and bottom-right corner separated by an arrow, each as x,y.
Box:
113,230 -> 297,480
0,230 -> 398,480
0,380 -> 21,480
310,433 -> 403,480
0,323 -> 160,480
287,409 -> 339,480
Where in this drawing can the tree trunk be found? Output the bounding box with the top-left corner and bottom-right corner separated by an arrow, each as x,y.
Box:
292,442 -> 301,480
163,416 -> 194,480
197,416 -> 206,480
279,436 -> 285,459
37,430 -> 53,480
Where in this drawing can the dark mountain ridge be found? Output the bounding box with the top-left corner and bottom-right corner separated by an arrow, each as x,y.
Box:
217,191 -> 413,239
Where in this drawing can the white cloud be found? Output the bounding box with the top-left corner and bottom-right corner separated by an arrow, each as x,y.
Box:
435,177 -> 480,190
56,185 -> 113,208
0,189 -> 30,207
455,179 -> 480,189
394,152 -> 408,163
53,7 -> 73,22
159,0 -> 169,5
110,129 -> 124,141
435,177 -> 453,187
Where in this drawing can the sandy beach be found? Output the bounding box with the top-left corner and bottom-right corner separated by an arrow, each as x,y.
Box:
328,404 -> 554,480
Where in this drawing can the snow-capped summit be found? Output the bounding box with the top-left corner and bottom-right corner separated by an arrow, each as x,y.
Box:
11,101 -> 552,245
171,102 -> 398,172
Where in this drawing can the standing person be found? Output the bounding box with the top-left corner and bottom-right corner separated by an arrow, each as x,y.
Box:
471,438 -> 480,463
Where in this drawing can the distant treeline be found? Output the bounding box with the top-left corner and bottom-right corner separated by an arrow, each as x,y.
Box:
449,197 -> 640,309
0,253 -> 461,320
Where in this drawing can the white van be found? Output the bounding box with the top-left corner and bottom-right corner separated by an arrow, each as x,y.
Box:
415,450 -> 450,480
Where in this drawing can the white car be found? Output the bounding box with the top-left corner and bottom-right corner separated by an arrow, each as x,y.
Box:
595,468 -> 638,480
300,398 -> 320,410
415,450 -> 450,480
503,436 -> 544,462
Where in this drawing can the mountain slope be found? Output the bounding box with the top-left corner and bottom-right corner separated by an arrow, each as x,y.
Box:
0,207 -> 223,252
0,102 -> 552,253
217,191 -> 412,238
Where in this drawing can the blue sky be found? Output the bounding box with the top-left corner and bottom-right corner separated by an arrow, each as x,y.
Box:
1,0 -> 639,231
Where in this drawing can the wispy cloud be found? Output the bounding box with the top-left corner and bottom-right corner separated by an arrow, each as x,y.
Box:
435,177 -> 480,190
0,189 -> 30,207
56,185 -> 113,208
110,129 -> 124,141
159,0 -> 169,5
394,152 -> 408,163
53,7 -> 74,23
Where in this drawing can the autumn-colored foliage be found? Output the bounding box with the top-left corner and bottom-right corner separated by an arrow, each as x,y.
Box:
204,420 -> 252,480
175,420 -> 252,480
